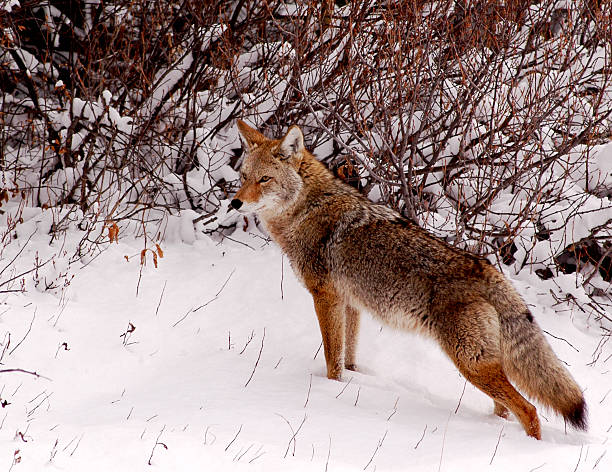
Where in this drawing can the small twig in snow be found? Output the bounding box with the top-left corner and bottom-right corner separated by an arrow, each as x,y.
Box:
54,342 -> 69,358
223,235 -> 256,250
414,424 -> 427,450
27,391 -> 52,417
49,438 -> 59,463
244,328 -> 266,388
387,397 -> 400,421
155,281 -> 167,316
204,425 -> 216,445
8,449 -> 20,472
0,332 -> 10,363
277,413 -> 307,458
325,435 -> 332,472
147,426 -> 168,465
314,341 -> 323,360
172,269 -> 235,327
136,262 -> 144,298
52,297 -> 68,327
225,424 -> 243,452
572,445 -> 583,472
455,379 -> 467,414
489,425 -> 504,465
354,386 -> 361,406
192,211 -> 216,224
119,322 -> 136,346
234,443 -> 253,462
239,330 -> 255,355
593,450 -> 606,469
15,431 -> 30,443
0,368 -> 51,380
172,307 -> 193,328
248,446 -> 265,464
70,434 -> 84,457
63,435 -> 77,452
438,413 -> 452,472
0,231 -> 37,280
363,429 -> 388,470
335,377 -> 353,399
1,240 -> 53,295
199,269 -> 235,309
111,389 -> 126,404
529,463 -> 546,472
9,309 -> 36,356
543,330 -> 580,352
304,374 -> 313,408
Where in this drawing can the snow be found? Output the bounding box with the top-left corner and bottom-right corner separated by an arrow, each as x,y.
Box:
1,1 -> 611,469
1,0 -> 20,13
0,227 -> 610,471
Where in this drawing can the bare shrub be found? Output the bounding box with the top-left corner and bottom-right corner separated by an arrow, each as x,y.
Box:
223,0 -> 612,287
1,0 -> 611,290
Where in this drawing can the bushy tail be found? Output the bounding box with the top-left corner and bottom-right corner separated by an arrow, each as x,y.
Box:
499,308 -> 587,430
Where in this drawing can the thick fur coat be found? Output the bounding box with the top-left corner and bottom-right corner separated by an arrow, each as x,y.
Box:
231,120 -> 587,439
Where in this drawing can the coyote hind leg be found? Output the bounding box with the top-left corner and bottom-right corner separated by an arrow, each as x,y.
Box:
438,300 -> 541,439
461,362 -> 541,439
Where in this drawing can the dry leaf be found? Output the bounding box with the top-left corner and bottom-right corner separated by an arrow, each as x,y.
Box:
108,222 -> 119,243
140,249 -> 147,266
156,244 -> 164,258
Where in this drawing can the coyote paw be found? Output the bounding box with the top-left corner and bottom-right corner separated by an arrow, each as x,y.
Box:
494,402 -> 510,419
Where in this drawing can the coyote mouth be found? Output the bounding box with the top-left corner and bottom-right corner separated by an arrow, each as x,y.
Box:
231,203 -> 266,215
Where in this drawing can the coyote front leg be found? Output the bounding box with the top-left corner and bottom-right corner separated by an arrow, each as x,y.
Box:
311,288 -> 345,380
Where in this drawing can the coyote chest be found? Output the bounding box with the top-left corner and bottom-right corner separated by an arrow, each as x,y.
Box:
269,206 -> 436,336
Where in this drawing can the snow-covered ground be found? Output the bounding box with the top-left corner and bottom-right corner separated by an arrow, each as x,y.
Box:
0,218 -> 610,471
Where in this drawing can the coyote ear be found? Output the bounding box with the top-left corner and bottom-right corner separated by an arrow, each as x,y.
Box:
237,119 -> 266,150
279,125 -> 304,160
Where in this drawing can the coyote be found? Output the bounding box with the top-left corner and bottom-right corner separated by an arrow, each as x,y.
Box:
231,120 -> 587,439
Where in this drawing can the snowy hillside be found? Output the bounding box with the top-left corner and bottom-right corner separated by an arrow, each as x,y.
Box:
0,219 -> 610,471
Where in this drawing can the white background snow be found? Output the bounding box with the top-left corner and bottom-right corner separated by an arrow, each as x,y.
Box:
0,209 -> 610,471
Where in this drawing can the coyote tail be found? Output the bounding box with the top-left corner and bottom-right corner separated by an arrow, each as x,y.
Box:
499,308 -> 587,430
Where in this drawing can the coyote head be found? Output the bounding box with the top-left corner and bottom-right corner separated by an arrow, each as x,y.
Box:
231,120 -> 305,217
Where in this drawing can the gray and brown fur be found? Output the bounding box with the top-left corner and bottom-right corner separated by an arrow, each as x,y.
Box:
231,120 -> 587,439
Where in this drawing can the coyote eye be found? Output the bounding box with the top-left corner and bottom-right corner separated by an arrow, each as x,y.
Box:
259,176 -> 272,183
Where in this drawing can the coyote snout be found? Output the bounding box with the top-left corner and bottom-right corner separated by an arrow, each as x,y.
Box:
233,120 -> 587,440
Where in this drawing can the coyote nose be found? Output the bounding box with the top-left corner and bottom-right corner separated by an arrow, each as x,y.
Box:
231,199 -> 243,210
